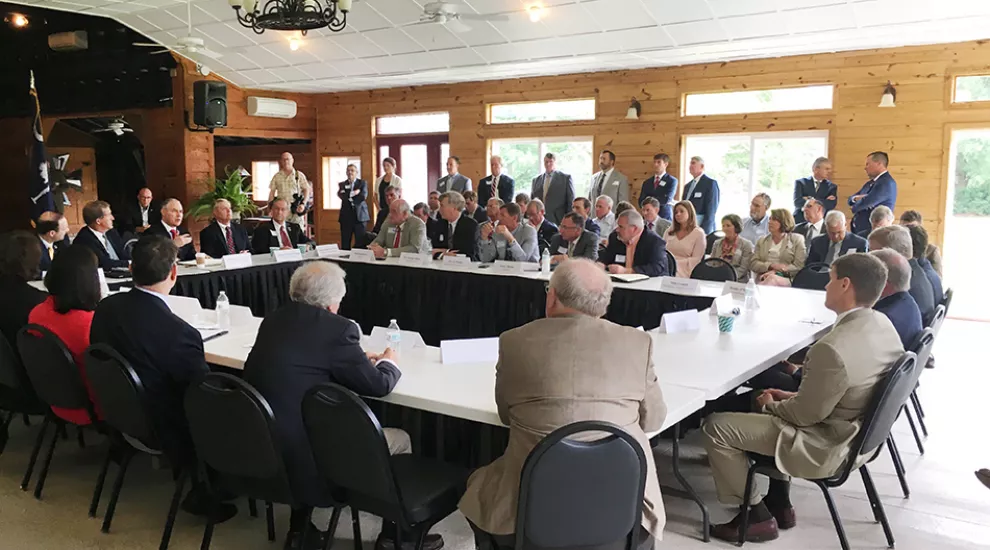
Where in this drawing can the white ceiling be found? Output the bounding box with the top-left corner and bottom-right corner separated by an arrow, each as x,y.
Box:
12,0 -> 990,93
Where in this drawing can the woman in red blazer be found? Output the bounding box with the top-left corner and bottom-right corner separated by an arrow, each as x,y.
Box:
28,245 -> 102,425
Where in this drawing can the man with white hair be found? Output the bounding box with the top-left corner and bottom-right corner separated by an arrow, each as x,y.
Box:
871,248 -> 924,348
369,199 -> 428,259
858,204 -> 894,238
740,193 -> 772,244
478,155 -> 515,206
807,210 -> 868,266
599,209 -> 669,277
594,195 -> 616,245
144,198 -> 196,261
244,261 -> 444,550
199,198 -> 251,258
869,224 -> 935,324
460,258 -> 667,550
683,155 -> 720,234
268,151 -> 312,229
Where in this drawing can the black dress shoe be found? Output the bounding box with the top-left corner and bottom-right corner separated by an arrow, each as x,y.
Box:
374,532 -> 444,550
180,490 -> 238,524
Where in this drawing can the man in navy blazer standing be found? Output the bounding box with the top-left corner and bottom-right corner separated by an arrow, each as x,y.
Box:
807,211 -> 869,265
848,151 -> 897,235
338,164 -> 370,250
682,156 -> 720,234
792,157 -> 837,223
639,153 -> 678,220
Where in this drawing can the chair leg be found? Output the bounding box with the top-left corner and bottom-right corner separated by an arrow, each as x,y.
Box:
200,514 -> 216,550
159,470 -> 187,550
89,445 -> 115,517
298,509 -> 314,550
903,405 -> 925,455
887,436 -> 911,498
351,507 -> 363,550
323,506 -> 342,550
912,389 -> 926,419
414,528 -> 428,550
22,413 -> 31,426
248,498 -> 258,518
737,465 -> 759,547
77,426 -> 86,449
34,420 -> 61,500
266,501 -> 276,542
910,392 -> 928,436
20,415 -> 50,490
860,467 -> 895,548
816,483 -> 851,550
101,451 -> 135,533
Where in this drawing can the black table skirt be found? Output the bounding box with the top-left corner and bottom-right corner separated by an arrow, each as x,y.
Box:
180,259 -> 713,466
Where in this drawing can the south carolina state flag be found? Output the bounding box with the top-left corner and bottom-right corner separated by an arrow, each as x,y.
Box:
28,70 -> 54,219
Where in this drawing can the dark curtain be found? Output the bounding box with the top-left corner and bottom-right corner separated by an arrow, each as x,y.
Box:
94,133 -> 146,214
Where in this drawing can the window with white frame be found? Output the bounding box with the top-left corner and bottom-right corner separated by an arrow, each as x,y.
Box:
322,156 -> 362,210
376,112 -> 450,135
489,99 -> 596,124
251,161 -> 280,200
682,131 -> 829,223
683,85 -> 834,116
491,137 -> 594,199
953,75 -> 990,103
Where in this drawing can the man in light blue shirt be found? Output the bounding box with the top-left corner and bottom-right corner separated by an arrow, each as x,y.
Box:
741,193 -> 771,244
478,202 -> 539,263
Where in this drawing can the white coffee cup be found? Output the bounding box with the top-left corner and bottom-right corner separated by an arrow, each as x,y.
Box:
195,252 -> 207,266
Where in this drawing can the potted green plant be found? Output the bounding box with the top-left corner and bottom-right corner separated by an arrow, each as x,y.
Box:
189,167 -> 259,221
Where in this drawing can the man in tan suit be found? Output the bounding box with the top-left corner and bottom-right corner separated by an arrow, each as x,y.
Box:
459,258 -> 667,550
368,199 -> 428,259
703,253 -> 903,543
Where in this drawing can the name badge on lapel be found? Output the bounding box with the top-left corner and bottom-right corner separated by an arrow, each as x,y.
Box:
694,192 -> 703,198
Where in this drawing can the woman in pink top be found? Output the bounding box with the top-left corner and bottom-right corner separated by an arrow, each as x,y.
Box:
28,246 -> 102,426
664,200 -> 707,278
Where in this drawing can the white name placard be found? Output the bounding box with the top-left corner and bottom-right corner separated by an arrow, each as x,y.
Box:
440,337 -> 499,365
660,277 -> 701,295
721,281 -> 749,301
273,249 -> 303,263
222,253 -> 253,270
348,249 -> 376,262
315,244 -> 340,257
399,252 -> 432,267
493,260 -> 523,274
442,254 -> 471,267
658,309 -> 701,334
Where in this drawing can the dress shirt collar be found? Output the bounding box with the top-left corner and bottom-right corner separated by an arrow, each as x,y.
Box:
217,221 -> 230,231
88,226 -> 107,237
136,287 -> 171,310
872,170 -> 888,182
39,235 -> 55,249
835,306 -> 864,324
272,220 -> 287,233
654,171 -> 666,181
811,219 -> 824,233
161,220 -> 177,234
601,168 -> 614,180
596,211 -> 615,223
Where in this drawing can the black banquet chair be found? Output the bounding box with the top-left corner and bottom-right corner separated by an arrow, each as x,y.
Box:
665,250 -> 677,276
16,324 -> 101,500
84,344 -> 188,548
302,383 -> 468,550
0,332 -> 48,457
690,257 -> 737,282
515,421 -> 649,550
791,262 -> 831,291
737,351 -> 919,550
705,231 -> 724,255
185,373 -> 333,550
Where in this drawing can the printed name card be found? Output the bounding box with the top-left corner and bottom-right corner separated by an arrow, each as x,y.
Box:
657,309 -> 701,334
315,244 -> 340,257
273,249 -> 303,263
660,277 -> 701,295
440,337 -> 499,365
399,252 -> 432,267
349,248 -> 376,262
721,281 -> 749,301
222,253 -> 253,270
493,260 -> 524,274
442,254 -> 471,267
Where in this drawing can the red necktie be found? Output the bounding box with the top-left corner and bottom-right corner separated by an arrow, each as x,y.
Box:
654,175 -> 660,188
225,226 -> 235,254
279,226 -> 292,248
170,229 -> 178,239
392,226 -> 402,248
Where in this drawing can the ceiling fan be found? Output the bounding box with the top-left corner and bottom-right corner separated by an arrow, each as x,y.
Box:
93,118 -> 134,137
132,0 -> 222,59
414,2 -> 508,33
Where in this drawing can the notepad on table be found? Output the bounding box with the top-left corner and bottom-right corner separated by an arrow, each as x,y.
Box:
610,273 -> 649,283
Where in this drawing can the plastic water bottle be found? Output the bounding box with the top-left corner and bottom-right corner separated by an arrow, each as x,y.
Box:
540,248 -> 551,273
216,291 -> 230,330
386,319 -> 402,351
744,279 -> 757,311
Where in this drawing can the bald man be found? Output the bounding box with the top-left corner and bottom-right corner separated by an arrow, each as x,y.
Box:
120,187 -> 160,237
143,198 -> 196,261
36,211 -> 71,272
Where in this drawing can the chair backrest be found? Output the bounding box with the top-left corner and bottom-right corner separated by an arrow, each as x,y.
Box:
84,344 -> 160,450
705,231 -> 724,255
184,373 -> 294,504
928,304 -> 947,336
791,262 -> 830,290
665,250 -> 676,276
907,328 -> 935,384
836,351 -> 918,483
17,324 -> 94,416
942,287 -> 953,315
515,421 -> 647,550
0,332 -> 44,413
302,383 -> 402,515
690,257 -> 737,282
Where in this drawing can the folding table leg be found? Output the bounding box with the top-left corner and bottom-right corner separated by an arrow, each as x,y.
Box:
671,422 -> 710,542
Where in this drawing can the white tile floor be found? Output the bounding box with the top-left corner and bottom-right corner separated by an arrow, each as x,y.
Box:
0,319 -> 988,549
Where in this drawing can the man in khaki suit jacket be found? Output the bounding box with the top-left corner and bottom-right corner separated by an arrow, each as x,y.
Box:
702,253 -> 903,543
368,199 -> 428,258
459,259 -> 667,550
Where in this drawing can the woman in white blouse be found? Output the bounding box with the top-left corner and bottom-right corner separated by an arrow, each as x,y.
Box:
375,157 -> 403,211
710,214 -> 755,282
750,208 -> 806,286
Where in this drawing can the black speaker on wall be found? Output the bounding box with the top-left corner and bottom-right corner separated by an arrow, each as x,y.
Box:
192,80 -> 227,128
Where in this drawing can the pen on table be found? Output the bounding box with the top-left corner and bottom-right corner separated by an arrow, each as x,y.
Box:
203,330 -> 229,342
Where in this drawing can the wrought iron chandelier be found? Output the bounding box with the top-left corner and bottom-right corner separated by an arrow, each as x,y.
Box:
227,0 -> 352,35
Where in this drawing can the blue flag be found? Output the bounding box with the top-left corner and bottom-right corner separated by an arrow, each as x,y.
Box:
28,71 -> 54,220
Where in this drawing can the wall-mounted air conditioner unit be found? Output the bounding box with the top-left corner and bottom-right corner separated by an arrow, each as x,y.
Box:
247,96 -> 297,119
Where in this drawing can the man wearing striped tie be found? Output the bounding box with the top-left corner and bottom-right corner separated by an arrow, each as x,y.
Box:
144,198 -> 196,261
199,198 -> 250,258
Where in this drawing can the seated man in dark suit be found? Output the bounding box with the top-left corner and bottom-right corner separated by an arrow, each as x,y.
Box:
463,190 -> 489,224
807,210 -> 868,265
599,210 -> 669,277
252,198 -> 310,254
525,199 -> 559,253
548,212 -> 599,262
868,225 -> 935,324
793,199 -> 826,251
36,211 -> 70,273
570,197 -> 601,235
870,249 -> 923,348
199,198 -> 251,258
71,200 -> 130,269
413,202 -> 438,243
244,261 -> 442,550
143,198 -> 196,261
118,187 -> 161,238
430,191 -> 480,261
90,236 -> 236,523
906,224 -> 943,306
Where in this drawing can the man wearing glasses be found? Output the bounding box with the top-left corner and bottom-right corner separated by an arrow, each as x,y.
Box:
548,212 -> 599,263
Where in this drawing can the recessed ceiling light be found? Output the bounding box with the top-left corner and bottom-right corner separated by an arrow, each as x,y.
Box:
9,13 -> 29,28
527,4 -> 544,23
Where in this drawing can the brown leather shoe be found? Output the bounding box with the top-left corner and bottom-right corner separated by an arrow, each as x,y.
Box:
769,506 -> 796,530
711,515 -> 779,543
